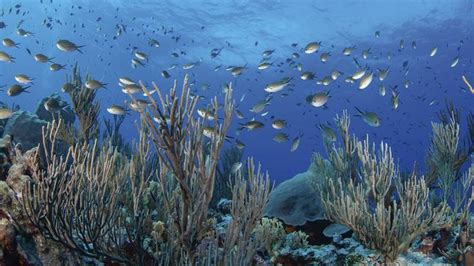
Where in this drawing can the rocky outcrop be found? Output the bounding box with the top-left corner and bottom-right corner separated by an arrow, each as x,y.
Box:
3,111 -> 48,151
264,165 -> 324,226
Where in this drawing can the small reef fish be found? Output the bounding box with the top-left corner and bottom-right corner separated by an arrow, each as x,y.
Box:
355,107 -> 381,127
265,77 -> 292,93
304,42 -> 321,54
56,39 -> 84,53
0,108 -> 13,119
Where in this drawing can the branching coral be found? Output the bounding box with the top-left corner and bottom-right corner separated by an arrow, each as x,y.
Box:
65,63 -> 100,142
219,158 -> 271,265
135,74 -> 234,263
313,110 -> 469,262
212,145 -> 244,209
22,119 -> 131,262
18,74 -> 273,265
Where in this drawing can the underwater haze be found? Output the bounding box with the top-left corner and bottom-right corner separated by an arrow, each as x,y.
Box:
0,0 -> 473,183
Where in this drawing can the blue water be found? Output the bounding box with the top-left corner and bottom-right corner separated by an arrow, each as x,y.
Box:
0,0 -> 473,183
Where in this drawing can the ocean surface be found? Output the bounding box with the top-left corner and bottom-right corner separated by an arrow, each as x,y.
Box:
0,0 -> 473,183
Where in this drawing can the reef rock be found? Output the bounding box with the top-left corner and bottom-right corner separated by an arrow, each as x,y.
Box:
0,139 -> 83,265
0,135 -> 13,181
35,93 -> 75,124
264,163 -> 324,226
3,111 -> 48,151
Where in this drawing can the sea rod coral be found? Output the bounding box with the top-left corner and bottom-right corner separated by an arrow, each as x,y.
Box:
15,74 -> 272,265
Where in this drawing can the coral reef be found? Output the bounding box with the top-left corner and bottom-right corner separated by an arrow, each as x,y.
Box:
313,110 -> 474,262
1,73 -> 273,265
0,69 -> 473,265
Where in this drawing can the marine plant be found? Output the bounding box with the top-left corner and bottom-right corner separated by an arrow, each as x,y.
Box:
314,110 -> 474,262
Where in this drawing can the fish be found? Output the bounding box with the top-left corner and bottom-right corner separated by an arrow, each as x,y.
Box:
134,51 -> 148,61
231,162 -> 243,174
362,49 -> 370,59
161,70 -> 170,78
411,41 -> 417,49
290,135 -> 301,152
331,70 -> 342,80
344,77 -> 355,84
319,124 -> 336,142
2,38 -> 19,48
235,140 -> 245,150
107,105 -> 127,115
17,28 -> 33,37
119,77 -> 136,86
310,91 -> 330,107
250,97 -> 271,113
264,77 -> 292,93
56,39 -> 84,53
148,39 -> 160,47
354,107 -> 381,127
301,71 -> 315,80
404,80 -> 410,89
131,58 -> 145,68
230,65 -> 246,77
49,63 -> 66,71
375,31 -> 380,37
128,99 -> 150,112
272,119 -> 287,129
377,67 -> 389,81
0,108 -> 13,119
262,49 -> 275,57
61,83 -> 76,93
320,52 -> 330,63
235,109 -> 245,119
450,56 -> 459,68
273,132 -> 289,143
352,69 -> 366,80
240,120 -> 264,131
34,53 -> 54,63
359,72 -> 373,90
257,62 -> 272,70
296,63 -> 302,71
44,98 -> 68,112
0,51 -> 15,62
391,89 -> 400,110
122,84 -> 142,94
399,39 -> 404,49
197,108 -> 215,120
378,85 -> 386,96
85,79 -> 107,90
429,47 -> 437,57
317,76 -> 332,86
7,84 -> 30,96
210,48 -> 222,58
14,74 -> 34,84
342,46 -> 355,56
304,42 -> 321,54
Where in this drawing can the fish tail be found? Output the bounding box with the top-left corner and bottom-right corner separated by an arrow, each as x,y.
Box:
354,106 -> 363,115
